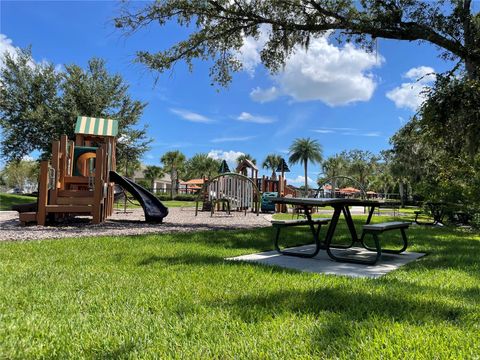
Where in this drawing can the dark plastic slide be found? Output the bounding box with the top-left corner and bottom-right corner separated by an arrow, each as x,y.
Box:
109,171 -> 169,223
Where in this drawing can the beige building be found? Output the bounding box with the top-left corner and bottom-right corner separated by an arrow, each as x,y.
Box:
132,167 -> 173,194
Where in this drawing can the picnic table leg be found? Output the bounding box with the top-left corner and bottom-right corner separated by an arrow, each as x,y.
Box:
326,206 -> 381,265
324,207 -> 342,248
360,206 -> 376,244
273,206 -> 324,258
341,206 -> 359,246
381,228 -> 408,254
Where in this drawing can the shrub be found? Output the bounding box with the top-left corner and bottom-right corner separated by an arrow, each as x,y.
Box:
155,194 -> 198,202
471,213 -> 480,229
174,194 -> 197,201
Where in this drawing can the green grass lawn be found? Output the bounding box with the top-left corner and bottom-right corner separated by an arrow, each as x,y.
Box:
115,199 -> 198,209
0,193 -> 37,211
1,217 -> 479,358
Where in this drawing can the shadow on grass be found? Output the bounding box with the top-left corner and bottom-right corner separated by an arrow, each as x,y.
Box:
137,254 -> 222,266
206,280 -> 472,349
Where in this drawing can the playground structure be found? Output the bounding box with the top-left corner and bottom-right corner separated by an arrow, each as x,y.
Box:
195,173 -> 261,216
195,157 -> 297,215
16,116 -> 168,225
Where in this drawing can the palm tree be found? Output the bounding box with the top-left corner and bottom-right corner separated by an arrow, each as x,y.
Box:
185,153 -> 220,180
288,138 -> 323,195
262,154 -> 282,180
236,153 -> 257,176
236,153 -> 256,166
320,155 -> 346,197
143,165 -> 164,192
160,150 -> 186,199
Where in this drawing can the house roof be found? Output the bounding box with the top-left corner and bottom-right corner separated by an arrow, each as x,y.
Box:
180,178 -> 205,185
340,187 -> 361,193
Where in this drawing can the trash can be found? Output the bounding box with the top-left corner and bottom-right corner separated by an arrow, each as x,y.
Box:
261,192 -> 278,213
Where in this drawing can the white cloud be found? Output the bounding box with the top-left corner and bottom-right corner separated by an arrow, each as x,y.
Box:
287,175 -> 315,186
243,32 -> 382,106
0,34 -> 19,68
1,34 -> 63,73
313,129 -> 335,134
386,66 -> 436,111
361,132 -> 381,137
21,155 -> 35,161
236,112 -> 275,124
211,135 -> 256,143
312,128 -> 381,137
249,86 -> 281,103
170,108 -> 215,124
405,66 -> 436,83
236,28 -> 269,75
208,150 -> 245,168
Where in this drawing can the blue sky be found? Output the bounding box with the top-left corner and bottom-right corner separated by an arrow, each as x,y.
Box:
1,1 -> 459,185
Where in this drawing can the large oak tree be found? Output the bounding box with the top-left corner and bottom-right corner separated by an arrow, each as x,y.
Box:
0,48 -> 151,166
115,0 -> 480,81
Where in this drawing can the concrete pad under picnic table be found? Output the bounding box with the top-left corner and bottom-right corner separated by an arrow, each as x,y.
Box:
227,246 -> 425,278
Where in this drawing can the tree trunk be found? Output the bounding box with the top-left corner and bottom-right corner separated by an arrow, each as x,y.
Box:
399,182 -> 405,208
460,0 -> 479,80
304,161 -> 308,197
170,170 -> 175,200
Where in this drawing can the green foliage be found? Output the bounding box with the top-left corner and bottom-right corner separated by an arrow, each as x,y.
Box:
0,160 -> 39,191
320,155 -> 346,181
0,48 -> 62,160
0,48 -> 151,165
156,193 -> 197,202
470,213 -> 480,229
171,194 -> 197,201
289,138 -> 323,193
0,219 -> 479,357
136,179 -> 152,190
420,76 -> 480,156
390,76 -> 480,209
115,1 -> 480,84
184,153 -> 220,180
236,153 -> 256,166
262,153 -> 282,179
161,150 -> 187,199
143,165 -> 164,189
339,150 -> 377,188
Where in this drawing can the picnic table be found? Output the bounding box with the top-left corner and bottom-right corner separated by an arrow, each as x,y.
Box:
270,197 -> 410,265
414,201 -> 448,225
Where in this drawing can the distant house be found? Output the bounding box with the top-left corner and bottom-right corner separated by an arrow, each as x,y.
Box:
132,167 -> 173,193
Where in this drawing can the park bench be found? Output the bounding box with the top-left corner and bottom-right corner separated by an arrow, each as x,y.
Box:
360,221 -> 410,263
272,218 -> 330,257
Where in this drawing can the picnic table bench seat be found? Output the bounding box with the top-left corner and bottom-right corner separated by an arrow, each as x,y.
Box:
359,221 -> 411,264
363,221 -> 410,232
272,218 -> 330,258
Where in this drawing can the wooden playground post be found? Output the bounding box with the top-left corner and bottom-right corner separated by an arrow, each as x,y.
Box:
50,140 -> 60,208
59,135 -> 68,189
92,146 -> 104,224
36,161 -> 49,226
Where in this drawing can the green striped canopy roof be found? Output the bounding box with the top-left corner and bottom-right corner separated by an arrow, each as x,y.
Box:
75,116 -> 119,137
